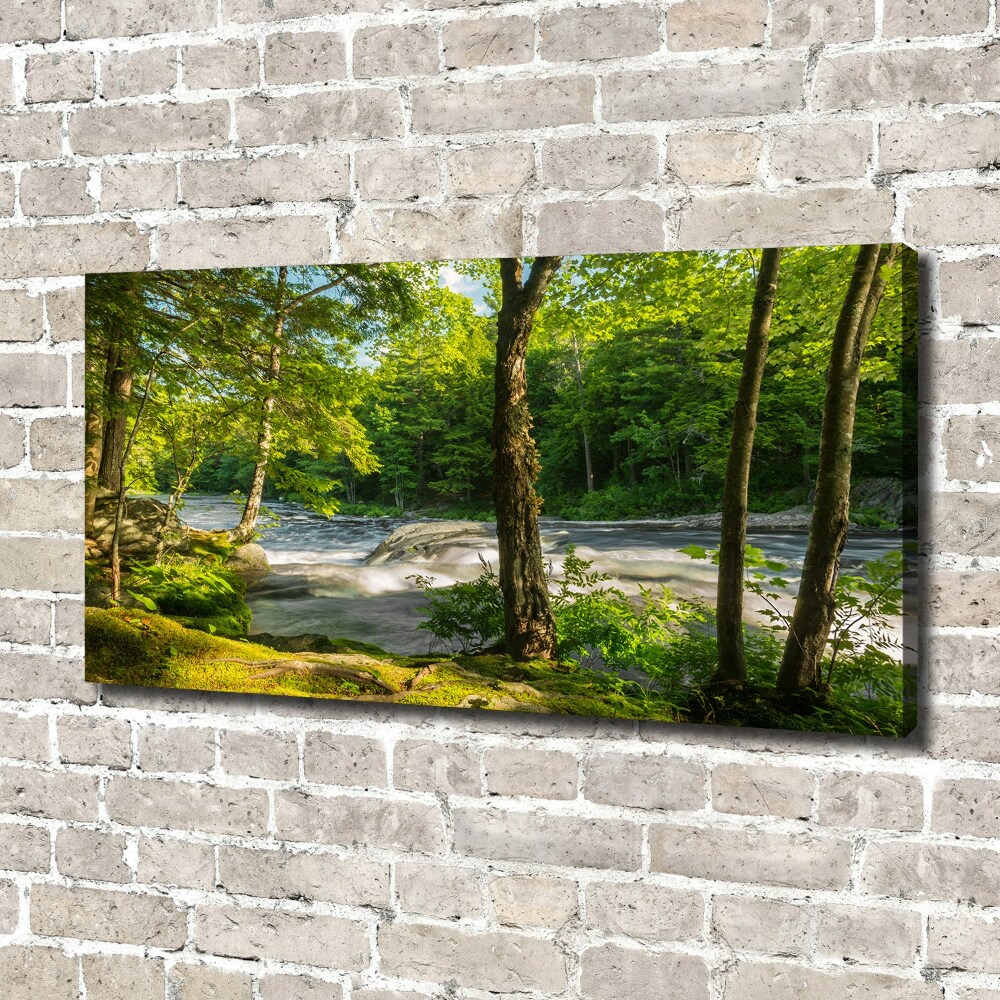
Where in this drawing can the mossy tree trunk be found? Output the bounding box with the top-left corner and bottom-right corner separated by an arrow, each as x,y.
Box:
493,256 -> 562,661
97,343 -> 133,494
715,247 -> 783,684
777,243 -> 899,694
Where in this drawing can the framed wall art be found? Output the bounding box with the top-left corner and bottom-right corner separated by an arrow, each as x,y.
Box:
84,244 -> 917,736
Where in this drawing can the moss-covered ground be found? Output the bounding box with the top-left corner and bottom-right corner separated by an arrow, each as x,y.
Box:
84,608 -> 681,720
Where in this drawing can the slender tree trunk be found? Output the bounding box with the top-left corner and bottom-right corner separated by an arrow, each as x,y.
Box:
715,247 -> 783,684
233,267 -> 287,544
97,345 -> 133,494
777,243 -> 898,695
492,256 -> 562,660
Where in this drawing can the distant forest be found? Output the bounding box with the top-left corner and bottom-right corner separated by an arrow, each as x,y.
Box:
139,247 -> 915,523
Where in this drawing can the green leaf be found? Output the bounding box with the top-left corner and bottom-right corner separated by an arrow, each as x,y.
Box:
680,544 -> 708,560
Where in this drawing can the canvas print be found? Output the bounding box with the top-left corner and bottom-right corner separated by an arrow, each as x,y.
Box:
84,245 -> 917,735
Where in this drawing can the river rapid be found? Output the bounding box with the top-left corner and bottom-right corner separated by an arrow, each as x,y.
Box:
175,496 -> 904,655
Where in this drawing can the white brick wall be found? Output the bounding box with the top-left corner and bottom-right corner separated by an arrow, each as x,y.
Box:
0,0 -> 997,997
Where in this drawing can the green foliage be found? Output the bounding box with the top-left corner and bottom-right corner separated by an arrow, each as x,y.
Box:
410,557 -> 504,653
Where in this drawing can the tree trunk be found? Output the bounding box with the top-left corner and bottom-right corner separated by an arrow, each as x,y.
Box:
715,247 -> 783,684
492,257 -> 562,660
776,243 -> 898,694
233,267 -> 287,544
97,346 -> 133,493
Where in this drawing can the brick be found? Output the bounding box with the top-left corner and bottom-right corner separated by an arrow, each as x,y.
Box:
45,286 -> 85,343
138,836 -> 216,890
0,652 -> 94,704
603,61 -> 803,123
380,923 -> 566,993
770,122 -> 871,182
923,342 -> 1000,407
0,598 -> 51,645
677,188 -> 893,249
485,746 -> 578,799
0,112 -> 63,162
0,822 -> 50,872
881,113 -> 1000,175
83,955 -> 165,1000
356,147 -> 440,201
584,753 -> 705,811
668,0 -> 767,50
712,764 -> 813,820
302,734 -> 385,788
139,724 -> 215,774
0,713 -> 49,760
185,41 -> 259,90
106,777 -> 269,836
58,714 -> 131,768
0,415 -> 25,468
221,728 -> 298,780
183,152 -> 349,209
70,353 -> 84,407
586,881 -> 703,941
101,48 -> 177,99
909,186 -> 1000,247
0,171 -> 13,216
224,0 -> 379,22
927,633 -> 1000,696
70,101 -> 230,155
0,880 -> 18,933
341,201 -> 521,262
26,52 -> 95,104
171,964 -> 253,999
1,0 -> 61,42
711,895 -> 810,956
219,844 -> 390,906
443,16 -> 533,69
396,861 -> 483,919
540,6 -> 661,62
453,806 -> 642,869
0,947 -> 78,1000
412,76 -> 594,134
32,884 -> 187,947
446,143 -> 534,196
354,24 -> 439,78
158,216 -> 330,270
925,568 -> 1000,627
237,90 -> 403,145
772,0 -> 874,45
0,538 -> 82,593
814,47 -> 1000,111
29,415 -> 84,472
275,790 -> 446,852
197,905 -> 369,969
883,0 -> 987,38
0,291 -> 42,345
939,257 -> 1000,324
929,914 -> 1000,973
56,828 -> 131,882
0,61 -> 12,108
537,199 -> 664,254
818,771 -> 922,830
67,0 -> 216,38
264,31 -> 348,86
20,167 -> 93,218
0,222 -> 149,278
491,874 -> 577,928
926,490 -> 1000,555
261,977 -> 345,1000
816,903 -> 921,966
102,162 -> 177,212
932,778 -> 1000,837
581,945 -> 709,1000
723,962 -> 939,999
861,840 -> 1000,904
541,134 -> 658,191
650,824 -> 851,889
927,704 -> 1000,764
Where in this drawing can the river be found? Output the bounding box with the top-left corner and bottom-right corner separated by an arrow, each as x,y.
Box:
174,496 -> 905,655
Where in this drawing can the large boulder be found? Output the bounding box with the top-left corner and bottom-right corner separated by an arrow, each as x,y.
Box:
226,543 -> 271,590
90,493 -> 185,562
365,520 -> 495,564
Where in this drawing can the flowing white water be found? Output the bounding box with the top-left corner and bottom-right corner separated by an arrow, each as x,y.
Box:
175,495 -> 905,655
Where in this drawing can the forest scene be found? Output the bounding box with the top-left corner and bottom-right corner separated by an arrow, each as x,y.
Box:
84,245 -> 917,735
